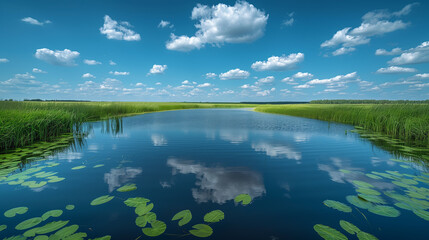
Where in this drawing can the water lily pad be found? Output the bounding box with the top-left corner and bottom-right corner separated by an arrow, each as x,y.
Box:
41,210 -> 63,221
392,181 -> 410,188
65,205 -> 75,210
368,205 -> 400,217
135,203 -> 154,216
93,164 -> 104,168
34,235 -> 49,240
124,197 -> 150,207
313,224 -> 347,240
386,171 -> 403,177
357,231 -> 379,240
28,181 -> 47,188
346,195 -> 373,209
394,202 -> 414,211
172,210 -> 192,226
35,220 -> 69,234
5,236 -> 29,240
142,220 -> 166,237
357,194 -> 386,204
339,220 -> 360,235
401,178 -> 418,185
117,183 -> 137,192
15,217 -> 43,230
356,188 -> 380,196
47,177 -> 65,183
63,232 -> 87,239
339,169 -> 351,174
323,200 -> 352,213
234,194 -> 252,206
71,166 -> 86,170
189,224 -> 213,238
204,210 -> 224,223
365,174 -> 382,180
400,164 -> 411,169
0,225 -> 7,232
90,195 -> 114,206
53,224 -> 79,238
413,209 -> 429,221
4,207 -> 28,218
136,212 -> 157,227
90,236 -> 111,240
352,181 -> 374,188
8,179 -> 25,185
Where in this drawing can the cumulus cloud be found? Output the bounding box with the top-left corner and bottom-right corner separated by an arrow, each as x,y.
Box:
32,68 -> 46,73
109,60 -> 117,66
256,88 -> 275,96
375,47 -> 402,55
219,68 -> 250,80
109,71 -> 129,76
293,72 -> 313,79
99,15 -> 141,41
84,59 -> 101,65
376,66 -> 417,74
0,58 -> 9,63
82,73 -> 95,78
158,20 -> 173,28
388,41 -> 429,65
1,73 -> 40,86
255,76 -> 274,85
414,73 -> 429,79
21,17 -> 51,26
321,3 -> 417,55
35,48 -> 80,66
205,73 -> 217,78
166,1 -> 268,51
197,83 -> 213,88
294,72 -> 358,90
282,12 -> 294,26
148,64 -> 167,75
251,53 -> 304,71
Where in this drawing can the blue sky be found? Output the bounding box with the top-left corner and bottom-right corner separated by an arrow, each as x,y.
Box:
0,0 -> 428,101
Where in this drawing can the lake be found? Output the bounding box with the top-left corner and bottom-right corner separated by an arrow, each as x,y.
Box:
1,109 -> 428,239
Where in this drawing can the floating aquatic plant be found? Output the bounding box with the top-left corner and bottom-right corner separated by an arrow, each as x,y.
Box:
41,210 -> 63,221
189,224 -> 213,238
117,183 -> 137,192
135,203 -> 154,216
313,224 -> 347,240
124,197 -> 150,207
93,164 -> 104,168
15,217 -> 43,230
142,220 -> 166,237
323,200 -> 352,213
368,205 -> 400,217
4,207 -> 28,218
234,194 -> 252,206
356,231 -> 379,240
172,210 -> 192,226
65,205 -> 75,211
0,225 -> 6,232
90,195 -> 114,206
204,210 -> 224,223
339,220 -> 360,235
71,166 -> 86,170
136,212 -> 157,227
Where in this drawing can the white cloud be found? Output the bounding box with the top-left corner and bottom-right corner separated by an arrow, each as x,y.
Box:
321,3 -> 417,55
21,17 -> 51,26
148,64 -> 167,75
158,20 -> 173,28
155,82 -> 162,85
281,77 -> 298,85
332,47 -> 356,56
0,58 -> 9,63
15,73 -> 35,79
307,72 -> 358,85
82,73 -> 96,78
182,80 -> 191,84
282,12 -> 294,26
166,1 -> 268,51
205,73 -> 217,78
414,73 -> 429,79
83,59 -> 101,65
136,83 -> 144,87
32,68 -> 46,73
109,71 -> 129,76
35,48 -> 80,66
251,53 -> 304,71
376,66 -> 417,74
375,47 -> 402,55
219,68 -> 250,80
197,83 -> 213,88
109,60 -> 117,66
293,72 -> 313,79
99,15 -> 141,41
388,41 -> 429,65
1,73 -> 40,86
294,84 -> 312,89
256,76 -> 274,85
256,88 -> 275,96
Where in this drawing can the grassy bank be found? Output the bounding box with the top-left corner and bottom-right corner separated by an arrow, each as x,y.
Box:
255,104 -> 429,144
0,101 -> 254,152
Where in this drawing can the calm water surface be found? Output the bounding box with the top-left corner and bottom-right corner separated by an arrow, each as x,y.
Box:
1,109 -> 428,239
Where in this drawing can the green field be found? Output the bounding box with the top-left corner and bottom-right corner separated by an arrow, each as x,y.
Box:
255,104 -> 429,144
0,101 -> 255,152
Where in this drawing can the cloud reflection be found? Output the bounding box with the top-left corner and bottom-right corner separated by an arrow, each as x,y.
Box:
104,167 -> 142,192
151,134 -> 168,146
219,129 -> 248,144
167,158 -> 265,204
251,142 -> 302,163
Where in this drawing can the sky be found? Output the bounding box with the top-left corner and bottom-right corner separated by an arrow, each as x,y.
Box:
0,0 -> 428,102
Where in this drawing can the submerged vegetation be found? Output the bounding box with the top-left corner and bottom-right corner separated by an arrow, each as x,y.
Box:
0,101 -> 255,152
255,104 -> 429,144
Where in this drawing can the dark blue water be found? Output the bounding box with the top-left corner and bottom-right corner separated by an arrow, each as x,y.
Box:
1,109 -> 428,239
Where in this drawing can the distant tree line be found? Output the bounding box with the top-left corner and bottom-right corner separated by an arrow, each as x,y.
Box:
310,99 -> 429,104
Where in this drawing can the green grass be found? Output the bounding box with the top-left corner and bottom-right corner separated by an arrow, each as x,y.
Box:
0,101 -> 255,152
255,104 -> 429,144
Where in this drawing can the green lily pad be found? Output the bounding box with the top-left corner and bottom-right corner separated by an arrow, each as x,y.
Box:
352,181 -> 374,188
323,200 -> 352,213
365,174 -> 382,180
90,195 -> 114,206
71,166 -> 86,170
394,202 -> 414,211
346,195 -> 373,209
63,232 -> 87,239
142,220 -> 166,237
400,164 -> 411,169
313,224 -> 348,240
386,171 -> 403,177
8,179 -> 25,185
136,212 -> 157,227
35,220 -> 69,234
65,205 -> 75,210
357,231 -> 379,240
172,210 -> 192,226
4,207 -> 28,218
117,183 -> 137,192
93,164 -> 104,168
135,203 -> 154,216
204,210 -> 224,223
28,181 -> 47,188
189,224 -> 213,238
90,236 -> 111,240
0,225 -> 7,232
34,235 -> 49,240
234,194 -> 252,206
47,177 -> 65,183
357,194 -> 386,204
339,220 -> 360,235
53,224 -> 79,238
401,178 -> 419,185
356,188 -> 381,196
41,210 -> 63,221
339,169 -> 351,174
124,197 -> 150,207
413,209 -> 429,221
368,205 -> 400,217
392,181 -> 410,188
15,217 -> 43,230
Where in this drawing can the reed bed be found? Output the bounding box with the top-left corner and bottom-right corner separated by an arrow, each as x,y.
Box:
255,104 -> 429,144
0,101 -> 254,151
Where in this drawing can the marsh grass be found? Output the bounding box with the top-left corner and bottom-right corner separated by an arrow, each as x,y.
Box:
255,104 -> 429,144
0,101 -> 254,151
